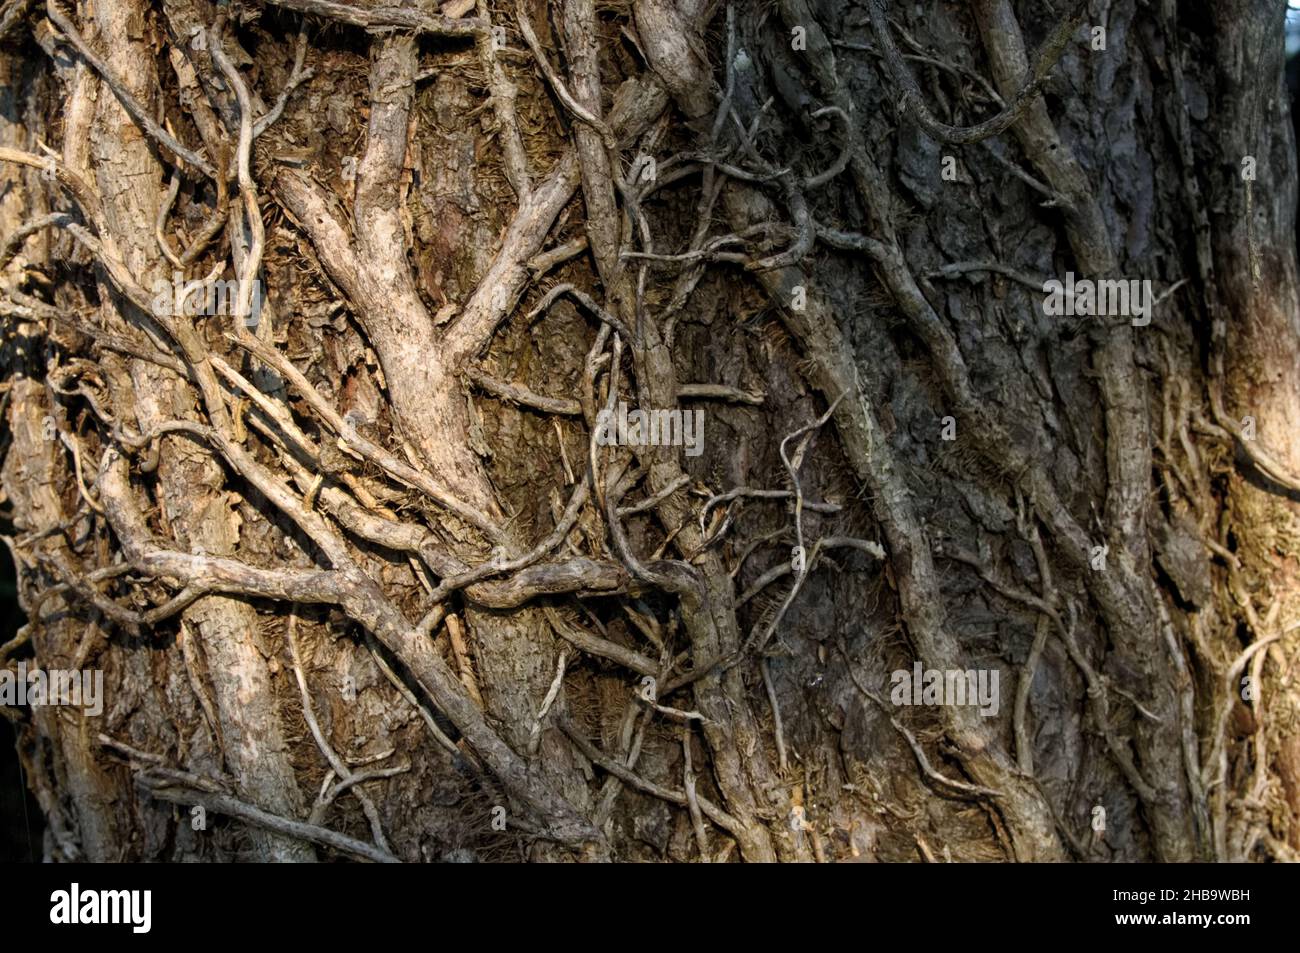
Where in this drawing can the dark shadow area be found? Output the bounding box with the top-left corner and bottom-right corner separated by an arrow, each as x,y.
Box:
1288,3 -> 1300,251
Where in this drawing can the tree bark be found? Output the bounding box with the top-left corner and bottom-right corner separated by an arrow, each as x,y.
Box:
1,0 -> 1297,862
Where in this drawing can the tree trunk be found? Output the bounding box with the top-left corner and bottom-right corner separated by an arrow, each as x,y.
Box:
1,0 -> 1297,862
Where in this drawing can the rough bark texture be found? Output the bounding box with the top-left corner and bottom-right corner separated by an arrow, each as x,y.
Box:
1,0 -> 1298,862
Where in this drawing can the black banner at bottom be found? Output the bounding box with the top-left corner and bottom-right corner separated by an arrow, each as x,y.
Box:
5,861 -> 1278,942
